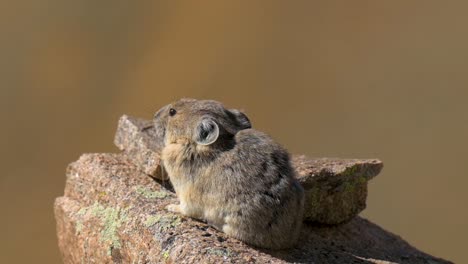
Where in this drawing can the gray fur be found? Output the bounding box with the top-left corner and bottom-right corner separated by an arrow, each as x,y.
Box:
153,98 -> 304,249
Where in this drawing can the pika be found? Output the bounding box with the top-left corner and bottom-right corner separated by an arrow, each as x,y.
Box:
153,98 -> 304,249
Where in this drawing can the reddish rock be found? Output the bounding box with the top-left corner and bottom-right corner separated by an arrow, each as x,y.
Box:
114,115 -> 166,180
55,153 -> 450,263
54,115 -> 451,263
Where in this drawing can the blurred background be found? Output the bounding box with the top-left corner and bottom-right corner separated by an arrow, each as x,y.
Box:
1,1 -> 467,263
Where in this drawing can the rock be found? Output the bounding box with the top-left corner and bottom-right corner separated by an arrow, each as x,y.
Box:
114,115 -> 383,224
55,153 -> 451,263
114,115 -> 167,180
293,156 -> 383,224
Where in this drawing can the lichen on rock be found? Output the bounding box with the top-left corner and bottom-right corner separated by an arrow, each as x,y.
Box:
74,201 -> 130,255
135,186 -> 168,200
52,115 -> 452,263
145,213 -> 181,231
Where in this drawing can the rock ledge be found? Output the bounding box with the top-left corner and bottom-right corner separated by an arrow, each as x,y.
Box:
54,115 -> 451,263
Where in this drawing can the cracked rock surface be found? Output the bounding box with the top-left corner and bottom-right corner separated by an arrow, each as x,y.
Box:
54,115 -> 451,263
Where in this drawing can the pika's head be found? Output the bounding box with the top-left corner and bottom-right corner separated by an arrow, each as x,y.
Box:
153,98 -> 251,148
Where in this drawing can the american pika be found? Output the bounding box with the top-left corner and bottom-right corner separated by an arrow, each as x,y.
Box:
153,98 -> 304,249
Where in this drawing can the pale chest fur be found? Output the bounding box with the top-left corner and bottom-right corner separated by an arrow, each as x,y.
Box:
162,143 -> 227,228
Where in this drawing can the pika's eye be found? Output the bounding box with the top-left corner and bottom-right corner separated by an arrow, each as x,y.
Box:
169,108 -> 177,116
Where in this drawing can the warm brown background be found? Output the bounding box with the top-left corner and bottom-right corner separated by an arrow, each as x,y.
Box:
1,1 -> 466,263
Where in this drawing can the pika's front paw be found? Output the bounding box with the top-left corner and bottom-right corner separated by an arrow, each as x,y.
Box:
166,204 -> 182,213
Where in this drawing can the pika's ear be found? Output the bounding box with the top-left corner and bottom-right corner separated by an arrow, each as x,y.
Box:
228,109 -> 252,129
153,105 -> 170,141
194,118 -> 219,145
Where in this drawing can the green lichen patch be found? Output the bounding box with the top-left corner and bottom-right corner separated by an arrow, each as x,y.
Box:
342,165 -> 359,177
162,250 -> 170,261
339,166 -> 369,194
74,202 -> 130,255
75,221 -> 84,234
135,186 -> 168,199
77,206 -> 89,217
341,175 -> 368,194
207,247 -> 233,258
162,215 -> 182,231
144,214 -> 162,227
342,181 -> 354,193
144,214 -> 181,231
358,175 -> 367,184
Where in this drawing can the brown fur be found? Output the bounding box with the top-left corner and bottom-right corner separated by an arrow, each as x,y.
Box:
154,98 -> 304,249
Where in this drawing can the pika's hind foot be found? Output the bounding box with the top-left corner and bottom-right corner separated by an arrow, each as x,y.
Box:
166,204 -> 182,213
